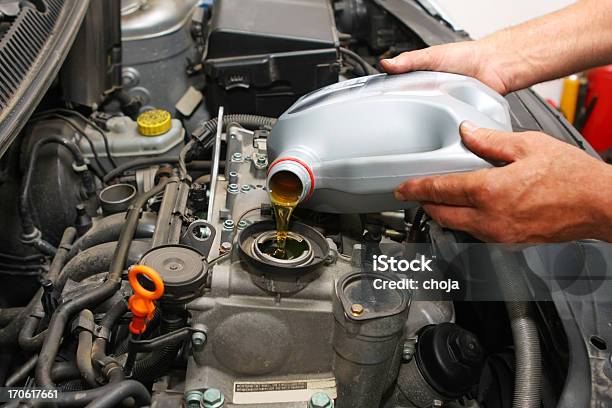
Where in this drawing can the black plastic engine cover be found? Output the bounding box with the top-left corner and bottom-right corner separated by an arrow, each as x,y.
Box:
203,0 -> 340,117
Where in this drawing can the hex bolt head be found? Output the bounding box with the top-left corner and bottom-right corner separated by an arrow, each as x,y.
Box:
402,341 -> 416,362
185,390 -> 203,408
222,219 -> 235,230
191,331 -> 207,352
350,303 -> 364,316
227,183 -> 239,193
220,242 -> 232,253
231,152 -> 243,161
308,392 -> 334,408
256,154 -> 267,165
240,184 -> 251,193
237,220 -> 248,230
202,388 -> 225,408
195,226 -> 211,240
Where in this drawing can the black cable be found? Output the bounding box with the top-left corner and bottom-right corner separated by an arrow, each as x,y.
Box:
35,109 -> 118,169
339,47 -> 380,76
32,113 -> 111,175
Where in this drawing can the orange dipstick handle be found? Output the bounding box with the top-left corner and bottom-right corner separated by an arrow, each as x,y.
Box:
127,265 -> 165,335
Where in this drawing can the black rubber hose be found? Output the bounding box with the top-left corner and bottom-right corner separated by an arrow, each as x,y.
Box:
18,316 -> 46,352
18,228 -> 77,352
339,47 -> 380,76
490,249 -> 542,408
91,299 -> 128,381
66,212 -> 156,261
0,307 -> 24,327
51,362 -> 81,384
10,380 -> 150,407
19,136 -> 94,240
76,310 -> 98,388
56,240 -> 151,295
103,157 -> 179,183
0,228 -> 76,348
35,180 -> 169,388
4,355 -> 37,386
5,359 -> 80,387
0,290 -> 42,347
130,315 -> 186,383
0,291 -> 42,347
82,380 -> 151,408
179,115 -> 277,178
103,159 -> 216,184
19,241 -> 148,353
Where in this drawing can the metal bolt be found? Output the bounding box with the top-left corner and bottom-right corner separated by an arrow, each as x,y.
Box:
432,400 -> 443,407
195,226 -> 211,240
222,219 -> 235,230
191,331 -> 207,352
350,303 -> 364,316
231,152 -> 243,162
256,154 -> 267,165
241,185 -> 251,193
227,183 -> 239,193
220,242 -> 232,253
308,392 -> 334,408
402,341 -> 416,362
184,390 -> 203,408
202,388 -> 224,408
237,220 -> 248,230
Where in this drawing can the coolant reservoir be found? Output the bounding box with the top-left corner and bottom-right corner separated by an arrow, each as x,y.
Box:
266,72 -> 512,213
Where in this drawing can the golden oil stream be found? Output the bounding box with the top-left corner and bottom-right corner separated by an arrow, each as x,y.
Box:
268,171 -> 302,259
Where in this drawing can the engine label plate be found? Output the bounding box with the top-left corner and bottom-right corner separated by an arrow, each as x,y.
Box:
233,378 -> 336,404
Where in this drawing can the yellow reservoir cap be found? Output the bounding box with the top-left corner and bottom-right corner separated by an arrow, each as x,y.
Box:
137,109 -> 172,136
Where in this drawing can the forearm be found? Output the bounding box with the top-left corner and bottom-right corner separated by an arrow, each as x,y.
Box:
479,0 -> 612,92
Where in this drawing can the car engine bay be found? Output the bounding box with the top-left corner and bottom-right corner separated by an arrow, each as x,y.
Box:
0,0 -> 609,407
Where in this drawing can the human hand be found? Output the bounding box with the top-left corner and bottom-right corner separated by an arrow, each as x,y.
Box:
394,122 -> 612,243
380,42 -> 513,95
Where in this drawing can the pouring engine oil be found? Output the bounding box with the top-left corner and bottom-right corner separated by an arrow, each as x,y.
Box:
268,170 -> 303,259
265,72 -> 513,214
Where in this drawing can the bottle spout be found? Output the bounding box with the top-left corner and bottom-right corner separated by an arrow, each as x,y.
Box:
267,157 -> 314,204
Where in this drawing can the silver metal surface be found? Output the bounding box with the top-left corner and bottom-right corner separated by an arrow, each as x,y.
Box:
121,0 -> 199,41
207,107 -> 224,222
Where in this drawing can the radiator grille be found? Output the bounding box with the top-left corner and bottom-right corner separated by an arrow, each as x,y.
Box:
0,0 -> 64,109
